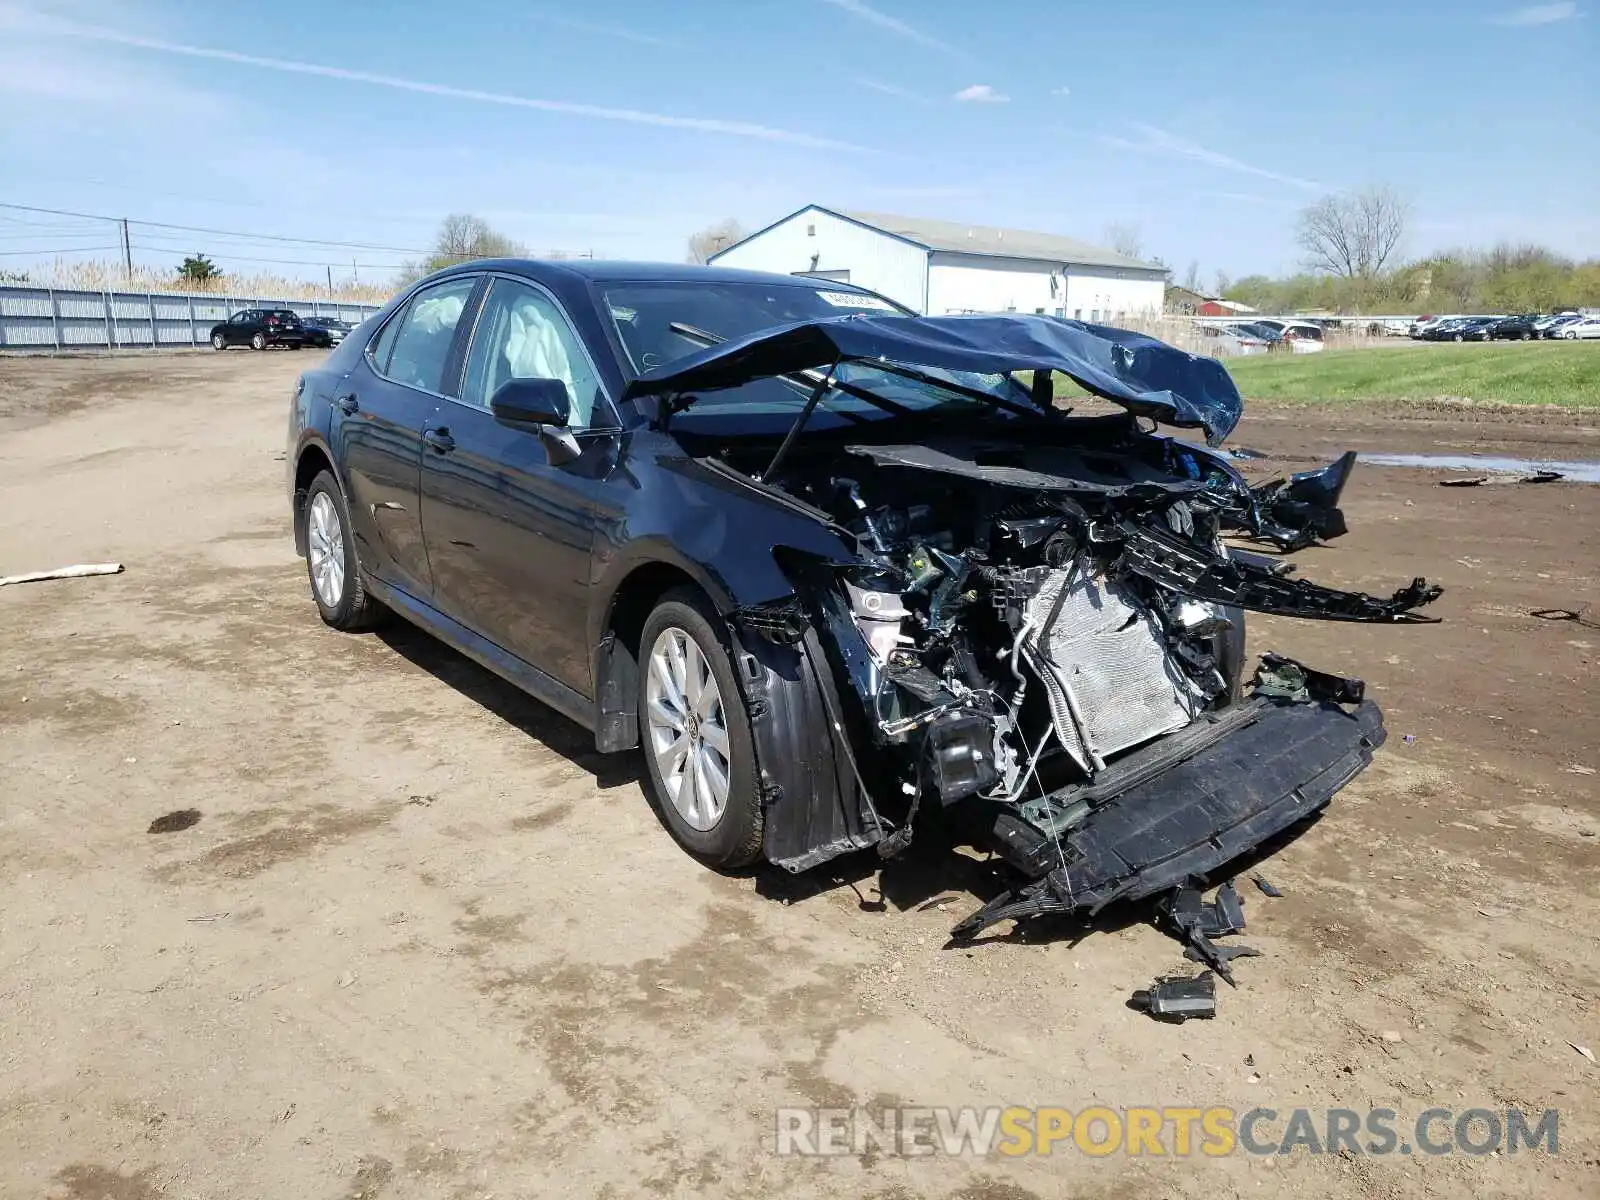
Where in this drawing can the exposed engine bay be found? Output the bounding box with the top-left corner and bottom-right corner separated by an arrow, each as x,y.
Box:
721,421 -> 1441,936
629,310 -> 1442,944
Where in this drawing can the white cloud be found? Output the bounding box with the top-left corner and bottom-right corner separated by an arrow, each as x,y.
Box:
1051,86 -> 1071,97
1,9 -> 864,151
525,11 -> 687,48
954,84 -> 1009,103
1100,122 -> 1322,191
0,35 -> 215,109
1487,3 -> 1580,24
856,77 -> 933,105
818,0 -> 962,57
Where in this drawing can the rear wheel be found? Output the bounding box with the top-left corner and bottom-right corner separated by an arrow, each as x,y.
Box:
1454,333 -> 1465,342
250,331 -> 267,351
1521,331 -> 1532,341
303,470 -> 383,631
638,589 -> 763,869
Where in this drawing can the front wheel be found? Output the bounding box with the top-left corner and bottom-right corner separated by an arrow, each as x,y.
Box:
211,332 -> 226,350
638,589 -> 763,869
303,470 -> 383,631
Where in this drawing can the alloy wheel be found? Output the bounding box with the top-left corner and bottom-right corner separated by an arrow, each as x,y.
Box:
307,491 -> 346,608
645,626 -> 731,832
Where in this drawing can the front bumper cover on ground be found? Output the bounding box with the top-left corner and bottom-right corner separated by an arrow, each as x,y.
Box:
953,697 -> 1386,938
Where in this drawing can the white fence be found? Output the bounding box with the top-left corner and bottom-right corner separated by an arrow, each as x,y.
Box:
0,285 -> 384,351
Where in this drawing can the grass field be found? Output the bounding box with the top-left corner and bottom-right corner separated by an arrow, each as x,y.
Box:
1219,341 -> 1600,407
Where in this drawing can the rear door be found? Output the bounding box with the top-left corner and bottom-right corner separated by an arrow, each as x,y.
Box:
332,275 -> 481,600
419,274 -> 621,696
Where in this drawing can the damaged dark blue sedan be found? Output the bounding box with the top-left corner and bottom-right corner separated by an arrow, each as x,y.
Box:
287,260 -> 1439,938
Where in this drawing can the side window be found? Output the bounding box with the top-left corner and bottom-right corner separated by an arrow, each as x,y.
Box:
230,312 -> 248,325
377,277 -> 477,393
460,278 -> 604,430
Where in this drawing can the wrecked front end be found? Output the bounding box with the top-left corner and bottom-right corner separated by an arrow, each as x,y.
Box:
630,314 -> 1441,938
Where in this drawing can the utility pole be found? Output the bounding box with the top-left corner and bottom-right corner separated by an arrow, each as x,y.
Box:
352,257 -> 358,285
326,264 -> 334,295
120,218 -> 132,280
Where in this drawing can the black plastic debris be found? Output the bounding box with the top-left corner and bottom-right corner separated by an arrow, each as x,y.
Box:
1252,874 -> 1284,898
1183,942 -> 1261,966
1160,881 -> 1253,985
1130,972 -> 1217,1023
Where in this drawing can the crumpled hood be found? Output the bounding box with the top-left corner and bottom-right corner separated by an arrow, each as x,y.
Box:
623,312 -> 1245,445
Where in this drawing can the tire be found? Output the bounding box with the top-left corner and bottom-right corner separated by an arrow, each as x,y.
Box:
303,470 -> 384,632
1454,333 -> 1465,342
637,587 -> 763,869
250,331 -> 267,351
211,332 -> 226,351
1521,332 -> 1532,341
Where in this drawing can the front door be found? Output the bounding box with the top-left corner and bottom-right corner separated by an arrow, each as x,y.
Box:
224,311 -> 254,346
419,275 -> 619,697
333,275 -> 479,599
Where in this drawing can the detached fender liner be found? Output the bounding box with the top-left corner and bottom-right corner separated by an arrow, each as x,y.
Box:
955,698 -> 1385,937
731,625 -> 885,872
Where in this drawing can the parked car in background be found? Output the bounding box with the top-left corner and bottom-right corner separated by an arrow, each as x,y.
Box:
1208,322 -> 1283,356
1410,316 -> 1448,338
1423,317 -> 1496,342
210,308 -> 306,351
300,316 -> 353,348
1251,319 -> 1326,353
1489,314 -> 1541,341
1558,316 -> 1600,340
1536,313 -> 1583,338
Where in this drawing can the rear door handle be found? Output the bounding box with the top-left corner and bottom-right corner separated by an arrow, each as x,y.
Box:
334,393 -> 359,415
422,428 -> 456,453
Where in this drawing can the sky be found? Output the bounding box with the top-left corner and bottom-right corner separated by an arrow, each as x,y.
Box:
0,0 -> 1595,288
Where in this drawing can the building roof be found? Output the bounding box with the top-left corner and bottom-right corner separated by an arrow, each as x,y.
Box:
832,208 -> 1163,273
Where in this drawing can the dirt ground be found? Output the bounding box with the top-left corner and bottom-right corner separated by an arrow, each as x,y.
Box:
1,353 -> 1596,1200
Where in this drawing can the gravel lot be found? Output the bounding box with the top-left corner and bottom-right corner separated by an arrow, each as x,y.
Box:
2,352 -> 1596,1200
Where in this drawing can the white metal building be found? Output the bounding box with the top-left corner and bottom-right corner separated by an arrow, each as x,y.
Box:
708,206 -> 1169,321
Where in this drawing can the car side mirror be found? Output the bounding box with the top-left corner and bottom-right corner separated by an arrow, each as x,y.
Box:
490,377 -> 581,466
491,377 -> 571,428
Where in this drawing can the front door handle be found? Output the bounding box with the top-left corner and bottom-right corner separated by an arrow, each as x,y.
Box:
334,393 -> 359,415
422,428 -> 456,454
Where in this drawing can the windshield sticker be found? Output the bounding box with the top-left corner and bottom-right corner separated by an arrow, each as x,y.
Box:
817,291 -> 897,311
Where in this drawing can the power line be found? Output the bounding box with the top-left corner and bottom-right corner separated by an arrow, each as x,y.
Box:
0,245 -> 119,256
0,200 -> 429,254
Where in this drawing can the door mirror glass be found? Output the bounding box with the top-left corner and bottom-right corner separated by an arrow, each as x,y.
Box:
490,377 -> 572,428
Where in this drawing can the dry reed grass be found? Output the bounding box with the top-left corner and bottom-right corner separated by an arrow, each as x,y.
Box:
18,258 -> 393,305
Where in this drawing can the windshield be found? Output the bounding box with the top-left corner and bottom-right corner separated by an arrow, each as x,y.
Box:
601,280 -> 1030,422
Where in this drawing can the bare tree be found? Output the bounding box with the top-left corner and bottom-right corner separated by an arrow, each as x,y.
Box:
1296,186 -> 1409,279
1213,269 -> 1232,297
1183,260 -> 1202,293
687,218 -> 746,264
1103,222 -> 1144,261
397,214 -> 527,284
